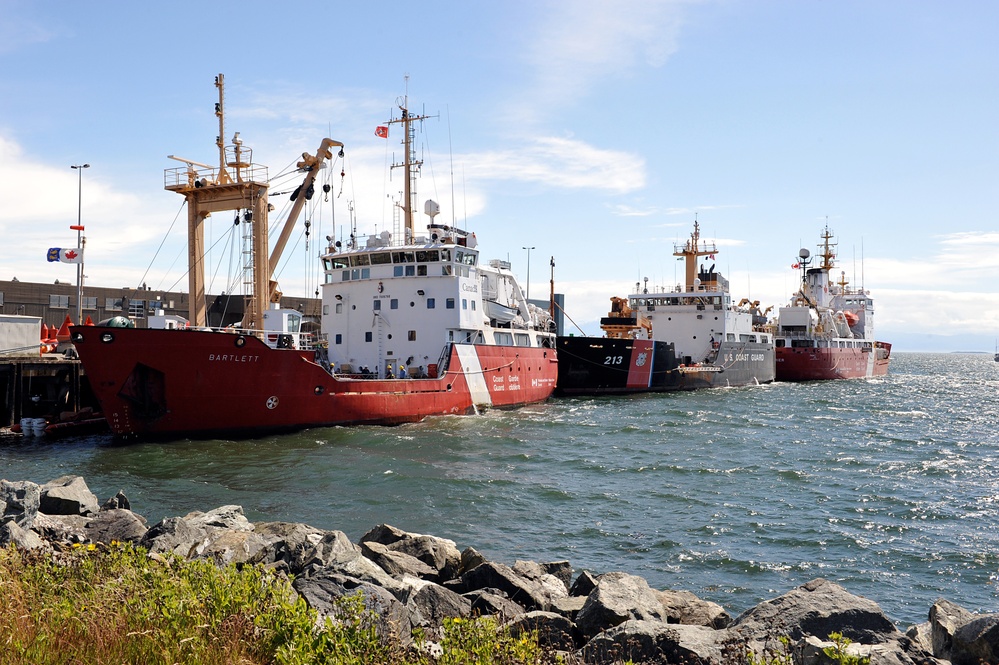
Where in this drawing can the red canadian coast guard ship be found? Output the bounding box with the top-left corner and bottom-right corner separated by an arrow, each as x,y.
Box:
774,226 -> 891,380
72,75 -> 557,438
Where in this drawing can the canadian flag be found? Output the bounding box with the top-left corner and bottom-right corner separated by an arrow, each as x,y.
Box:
46,247 -> 83,264
375,125 -> 389,138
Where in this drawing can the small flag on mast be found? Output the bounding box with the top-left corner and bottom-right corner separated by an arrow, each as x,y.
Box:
47,248 -> 83,264
375,126 -> 389,138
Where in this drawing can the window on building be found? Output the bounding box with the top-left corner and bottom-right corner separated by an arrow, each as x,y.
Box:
49,295 -> 70,309
82,297 -> 98,310
365,332 -> 372,342
408,330 -> 416,341
462,299 -> 467,310
0,292 -> 4,306
446,298 -> 455,309
335,334 -> 342,344
105,298 -> 123,311
427,298 -> 436,309
373,300 -> 381,311
390,299 -> 398,309
334,303 -> 341,314
128,300 -> 146,319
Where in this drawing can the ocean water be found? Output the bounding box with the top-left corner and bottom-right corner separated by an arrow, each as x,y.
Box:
3,352 -> 998,627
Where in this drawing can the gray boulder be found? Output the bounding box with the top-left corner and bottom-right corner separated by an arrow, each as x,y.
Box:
0,520 -> 49,550
1,479 -> 41,528
293,573 -> 415,647
541,560 -> 574,592
731,578 -> 900,646
929,598 -> 976,660
301,530 -> 409,597
570,569 -> 599,597
506,610 -> 580,652
30,513 -> 91,544
407,582 -> 472,631
182,505 -> 252,532
450,561 -> 560,611
361,540 -> 438,580
361,526 -> 461,582
251,521 -> 326,573
463,588 -> 526,621
84,509 -> 147,544
196,528 -> 271,566
139,516 -> 212,558
574,571 -> 669,639
39,475 -> 99,516
656,588 -> 731,628
460,546 -> 487,575
800,633 -> 941,665
581,619 -> 726,665
952,613 -> 999,665
551,595 -> 587,620
905,621 -> 934,655
513,560 -> 571,603
100,490 -> 130,511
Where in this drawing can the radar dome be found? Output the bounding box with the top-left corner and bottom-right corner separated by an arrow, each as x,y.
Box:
798,248 -> 811,259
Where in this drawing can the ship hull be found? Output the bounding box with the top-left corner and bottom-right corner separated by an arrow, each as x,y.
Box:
775,342 -> 891,381
71,327 -> 557,438
555,336 -> 775,396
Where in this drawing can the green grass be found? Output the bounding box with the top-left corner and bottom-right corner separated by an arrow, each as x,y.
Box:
0,542 -> 546,665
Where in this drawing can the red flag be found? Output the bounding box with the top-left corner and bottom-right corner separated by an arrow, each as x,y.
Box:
375,125 -> 389,138
791,263 -> 800,269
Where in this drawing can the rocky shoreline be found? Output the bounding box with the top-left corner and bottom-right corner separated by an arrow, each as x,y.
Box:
2,475 -> 996,664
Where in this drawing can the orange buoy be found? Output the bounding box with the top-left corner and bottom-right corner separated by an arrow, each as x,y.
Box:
55,314 -> 74,342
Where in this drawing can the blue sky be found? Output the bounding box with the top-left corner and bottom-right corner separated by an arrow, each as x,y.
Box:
0,1 -> 996,351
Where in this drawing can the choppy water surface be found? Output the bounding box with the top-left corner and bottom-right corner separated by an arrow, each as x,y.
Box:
3,352 -> 999,626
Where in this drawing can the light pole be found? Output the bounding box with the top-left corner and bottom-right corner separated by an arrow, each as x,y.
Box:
522,246 -> 535,303
71,164 -> 89,324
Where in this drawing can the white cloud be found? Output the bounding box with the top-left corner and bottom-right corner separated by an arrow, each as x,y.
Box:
462,136 -> 645,193
525,0 -> 689,105
0,2 -> 55,55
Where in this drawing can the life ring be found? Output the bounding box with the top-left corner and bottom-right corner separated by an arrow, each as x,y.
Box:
378,282 -> 384,293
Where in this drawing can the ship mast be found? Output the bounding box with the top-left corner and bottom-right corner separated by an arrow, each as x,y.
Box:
166,74 -> 270,328
673,219 -> 717,290
819,224 -> 837,271
166,73 -> 341,331
387,89 -> 431,243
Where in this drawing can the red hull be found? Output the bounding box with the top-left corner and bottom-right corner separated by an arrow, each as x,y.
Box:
71,327 -> 556,438
775,342 -> 891,381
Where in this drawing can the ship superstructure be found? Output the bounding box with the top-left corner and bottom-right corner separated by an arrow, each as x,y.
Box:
556,220 -> 775,394
71,77 -> 557,438
774,226 -> 891,380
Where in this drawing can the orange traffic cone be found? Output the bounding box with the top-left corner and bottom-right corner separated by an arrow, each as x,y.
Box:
84,315 -> 95,326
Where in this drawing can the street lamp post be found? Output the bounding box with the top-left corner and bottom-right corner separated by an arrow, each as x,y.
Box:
71,163 -> 89,324
522,246 -> 535,303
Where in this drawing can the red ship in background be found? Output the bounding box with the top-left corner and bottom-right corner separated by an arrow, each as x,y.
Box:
774,226 -> 891,380
72,75 -> 556,439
